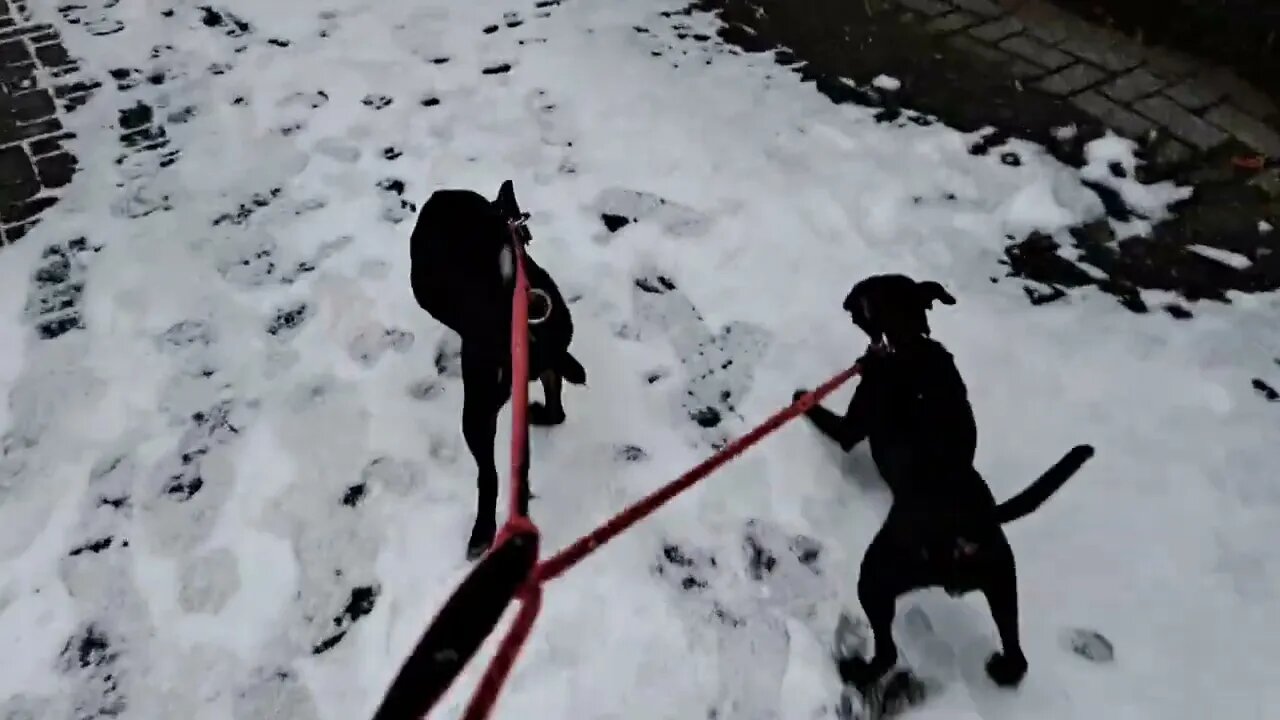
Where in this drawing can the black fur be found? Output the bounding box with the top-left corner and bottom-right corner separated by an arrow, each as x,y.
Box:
796,273 -> 1093,691
409,180 -> 585,560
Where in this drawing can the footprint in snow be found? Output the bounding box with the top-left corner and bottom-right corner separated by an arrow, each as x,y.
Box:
630,269 -> 771,448
1061,627 -> 1115,663
588,187 -> 714,243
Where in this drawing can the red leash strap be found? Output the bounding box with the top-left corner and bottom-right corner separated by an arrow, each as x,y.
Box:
507,232 -> 532,521
367,521 -> 538,720
370,223 -> 540,720
533,362 -> 861,584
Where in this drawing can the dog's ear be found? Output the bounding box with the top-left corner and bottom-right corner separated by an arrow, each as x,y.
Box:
494,179 -> 520,216
916,280 -> 956,309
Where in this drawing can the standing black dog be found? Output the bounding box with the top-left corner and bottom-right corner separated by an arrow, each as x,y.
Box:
410,180 -> 586,560
794,274 -> 1094,691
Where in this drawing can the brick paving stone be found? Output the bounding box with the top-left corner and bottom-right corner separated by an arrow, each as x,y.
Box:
1209,70 -> 1279,119
924,10 -> 979,34
1070,90 -> 1155,139
898,0 -> 952,16
28,131 -> 73,157
950,0 -> 1001,17
34,151 -> 75,188
1009,59 -> 1049,80
9,88 -> 55,123
0,37 -> 30,64
1134,95 -> 1229,150
1009,0 -> 1078,45
1142,44 -> 1197,82
1163,73 -> 1227,111
969,15 -> 1023,43
999,34 -> 1073,70
15,116 -> 63,141
27,29 -> 57,45
1204,104 -> 1280,158
0,59 -> 36,93
1034,62 -> 1106,96
0,145 -> 38,195
1057,26 -> 1142,72
33,41 -> 71,69
946,33 -> 1010,65
1,194 -> 56,225
0,22 -> 52,42
1100,68 -> 1166,103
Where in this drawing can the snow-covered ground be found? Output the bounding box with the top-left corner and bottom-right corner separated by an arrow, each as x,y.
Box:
2,0 -> 1278,719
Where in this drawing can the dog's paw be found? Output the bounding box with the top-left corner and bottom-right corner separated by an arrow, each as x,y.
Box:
793,388 -> 809,403
528,402 -> 566,426
466,518 -> 497,561
838,655 -> 887,693
985,651 -> 1028,688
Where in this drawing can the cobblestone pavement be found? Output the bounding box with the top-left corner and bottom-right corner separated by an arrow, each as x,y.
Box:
692,0 -> 1280,316
0,0 -> 98,247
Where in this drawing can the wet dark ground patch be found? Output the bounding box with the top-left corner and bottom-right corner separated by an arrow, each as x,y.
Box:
683,0 -> 1280,315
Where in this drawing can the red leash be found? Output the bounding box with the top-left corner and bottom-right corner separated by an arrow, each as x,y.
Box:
371,218 -> 862,720
533,362 -> 861,584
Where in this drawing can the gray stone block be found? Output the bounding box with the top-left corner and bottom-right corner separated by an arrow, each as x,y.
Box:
1034,62 -> 1106,96
898,0 -> 953,16
1204,105 -> 1280,158
969,16 -> 1023,42
950,0 -> 1002,17
1164,74 -> 1227,111
1134,95 -> 1229,150
1142,44 -> 1197,81
1212,71 -> 1278,119
946,33 -> 1010,65
1070,91 -> 1155,139
1014,2 -> 1076,45
1101,68 -> 1165,103
925,10 -> 979,33
1057,27 -> 1141,72
999,34 -> 1073,70
1009,59 -> 1049,80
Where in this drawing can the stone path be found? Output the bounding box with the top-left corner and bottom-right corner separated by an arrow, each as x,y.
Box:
0,0 -> 97,247
899,0 -> 1280,163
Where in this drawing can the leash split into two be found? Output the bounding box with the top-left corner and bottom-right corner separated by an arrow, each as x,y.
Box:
370,215 -> 863,720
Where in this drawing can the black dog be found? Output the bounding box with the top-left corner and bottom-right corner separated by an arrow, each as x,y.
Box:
795,274 -> 1094,691
409,180 -> 586,560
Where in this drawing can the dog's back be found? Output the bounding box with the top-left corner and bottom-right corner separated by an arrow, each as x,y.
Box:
408,188 -> 575,374
863,338 -> 978,493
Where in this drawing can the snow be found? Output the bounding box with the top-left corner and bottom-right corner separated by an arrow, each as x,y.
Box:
1,1 -> 1278,720
1260,220 -> 1274,235
1187,244 -> 1255,270
871,74 -> 902,92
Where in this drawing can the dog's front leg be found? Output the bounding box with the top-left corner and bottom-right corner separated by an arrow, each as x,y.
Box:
529,370 -> 566,426
461,348 -> 509,560
793,388 -> 869,452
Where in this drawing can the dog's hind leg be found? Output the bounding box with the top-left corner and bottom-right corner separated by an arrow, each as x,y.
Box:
980,540 -> 1029,687
529,370 -> 566,426
840,529 -> 906,691
461,346 -> 510,561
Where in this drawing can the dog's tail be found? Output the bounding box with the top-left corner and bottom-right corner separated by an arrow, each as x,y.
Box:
995,444 -> 1095,524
